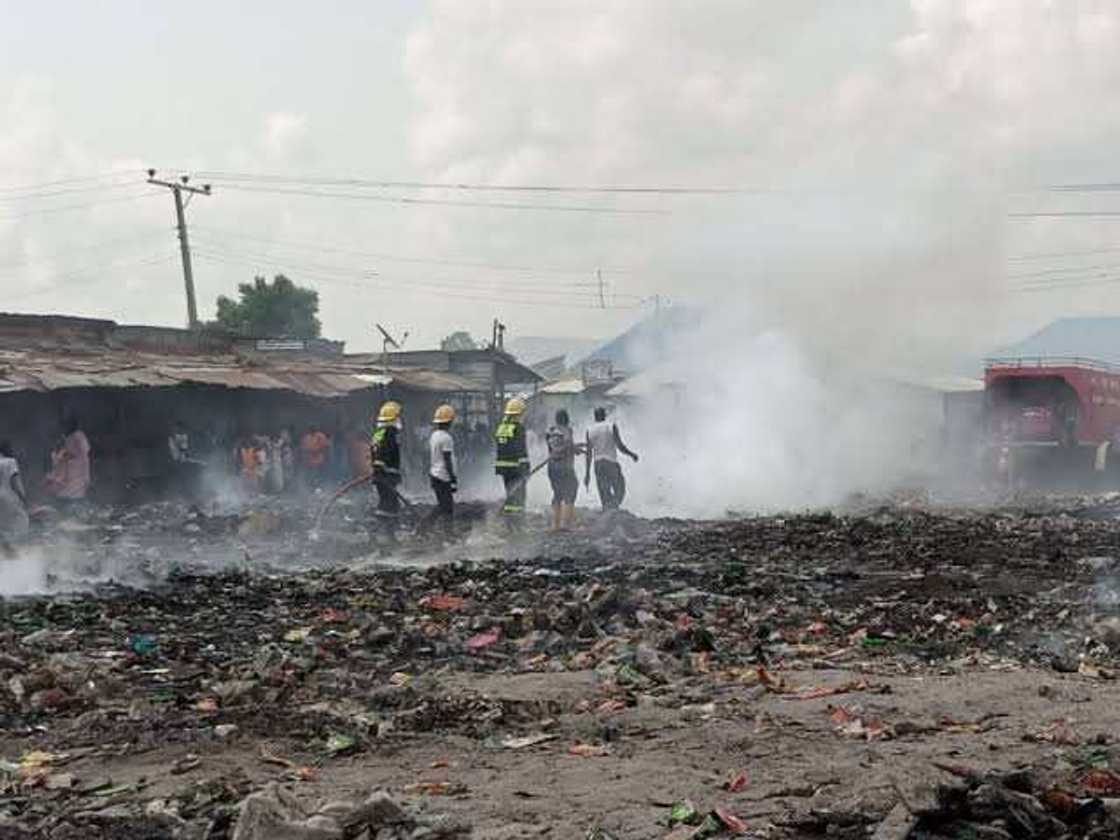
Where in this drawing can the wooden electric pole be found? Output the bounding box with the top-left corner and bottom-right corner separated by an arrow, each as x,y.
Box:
147,169 -> 211,329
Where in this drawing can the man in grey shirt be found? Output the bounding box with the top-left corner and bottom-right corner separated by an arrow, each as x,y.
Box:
584,407 -> 638,511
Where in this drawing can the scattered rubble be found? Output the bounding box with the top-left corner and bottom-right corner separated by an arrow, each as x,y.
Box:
2,495 -> 1120,836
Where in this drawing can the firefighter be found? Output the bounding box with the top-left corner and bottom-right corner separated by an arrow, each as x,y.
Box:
370,400 -> 403,540
423,404 -> 458,539
495,397 -> 530,530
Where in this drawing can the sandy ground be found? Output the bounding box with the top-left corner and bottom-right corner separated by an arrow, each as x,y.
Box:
4,667 -> 1118,837
3,496 -> 1120,838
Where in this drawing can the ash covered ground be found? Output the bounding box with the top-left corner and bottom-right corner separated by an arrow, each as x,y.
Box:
4,494 -> 1120,838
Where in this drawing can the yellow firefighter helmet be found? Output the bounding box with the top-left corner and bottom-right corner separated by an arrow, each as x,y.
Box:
377,401 -> 402,423
503,397 -> 526,416
433,404 -> 456,424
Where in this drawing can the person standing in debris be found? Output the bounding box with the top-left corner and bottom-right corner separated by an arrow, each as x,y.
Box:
279,429 -> 295,492
45,416 -> 91,507
0,441 -> 30,550
236,436 -> 261,494
495,398 -> 530,530
264,433 -> 286,494
425,404 -> 458,538
299,425 -> 331,491
546,409 -> 582,531
370,401 -> 404,541
168,422 -> 204,498
585,406 -> 638,511
168,422 -> 190,464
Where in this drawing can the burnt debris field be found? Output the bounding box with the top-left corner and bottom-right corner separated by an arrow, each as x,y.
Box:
3,498 -> 1120,838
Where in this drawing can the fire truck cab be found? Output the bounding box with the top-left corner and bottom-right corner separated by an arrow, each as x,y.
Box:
985,358 -> 1120,485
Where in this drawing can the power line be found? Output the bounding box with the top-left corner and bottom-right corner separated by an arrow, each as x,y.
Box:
0,229 -> 171,269
1046,183 -> 1120,192
0,171 -> 136,194
191,244 -> 638,304
192,250 -> 638,310
1008,211 -> 1120,219
0,190 -> 158,220
189,236 -> 626,294
8,252 -> 180,303
1011,275 -> 1120,293
190,224 -> 632,276
212,182 -> 669,215
190,241 -> 637,298
1006,245 -> 1120,262
1006,261 -> 1120,281
195,170 -> 763,196
0,179 -> 140,203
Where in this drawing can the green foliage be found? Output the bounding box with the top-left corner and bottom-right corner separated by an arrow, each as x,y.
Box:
440,330 -> 479,352
213,275 -> 321,338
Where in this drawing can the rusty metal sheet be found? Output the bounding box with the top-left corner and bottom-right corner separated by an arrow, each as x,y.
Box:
155,367 -> 286,390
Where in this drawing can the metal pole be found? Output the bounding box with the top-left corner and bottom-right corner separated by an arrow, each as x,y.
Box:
147,171 -> 210,330
171,186 -> 199,329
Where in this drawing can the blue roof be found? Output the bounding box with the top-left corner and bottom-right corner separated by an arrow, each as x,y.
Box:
578,307 -> 703,372
997,317 -> 1120,365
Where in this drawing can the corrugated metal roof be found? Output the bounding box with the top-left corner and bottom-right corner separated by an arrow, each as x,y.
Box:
0,348 -> 486,398
540,378 -> 586,395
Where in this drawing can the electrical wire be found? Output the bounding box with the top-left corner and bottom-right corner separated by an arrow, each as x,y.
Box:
190,243 -> 640,300
195,170 -> 761,196
1008,211 -> 1120,218
1011,275 -> 1120,293
191,245 -> 638,305
0,180 -> 141,203
0,229 -> 172,269
189,237 -> 630,297
8,252 -> 180,302
0,171 -> 137,194
1006,245 -> 1120,262
190,224 -> 631,276
192,250 -> 638,310
1005,261 -> 1120,281
211,183 -> 670,215
0,190 -> 159,220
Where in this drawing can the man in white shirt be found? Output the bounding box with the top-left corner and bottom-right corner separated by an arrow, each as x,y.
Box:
584,406 -> 639,511
425,404 -> 459,538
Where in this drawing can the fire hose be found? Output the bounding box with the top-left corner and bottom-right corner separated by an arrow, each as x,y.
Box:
312,473 -> 412,533
313,459 -> 552,535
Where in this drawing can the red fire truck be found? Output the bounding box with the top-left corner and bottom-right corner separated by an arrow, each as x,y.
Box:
985,357 -> 1120,484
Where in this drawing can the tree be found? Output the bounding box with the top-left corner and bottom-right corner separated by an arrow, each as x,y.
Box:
213,275 -> 322,338
440,331 -> 479,352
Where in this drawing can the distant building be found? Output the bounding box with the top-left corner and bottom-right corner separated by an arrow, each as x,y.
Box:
0,313 -> 492,500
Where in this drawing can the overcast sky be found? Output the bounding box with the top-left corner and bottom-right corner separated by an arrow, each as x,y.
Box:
5,1 -> 1120,355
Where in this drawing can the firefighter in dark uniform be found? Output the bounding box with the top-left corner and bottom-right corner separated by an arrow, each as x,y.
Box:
370,400 -> 403,541
494,397 -> 530,531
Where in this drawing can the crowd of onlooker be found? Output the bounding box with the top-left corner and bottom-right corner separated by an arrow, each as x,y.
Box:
0,414 -> 92,547
0,407 -> 505,547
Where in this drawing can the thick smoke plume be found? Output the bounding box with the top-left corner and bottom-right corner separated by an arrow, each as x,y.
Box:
407,1 -> 1120,515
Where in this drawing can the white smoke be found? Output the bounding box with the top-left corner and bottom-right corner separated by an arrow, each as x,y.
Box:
406,1 -> 1120,514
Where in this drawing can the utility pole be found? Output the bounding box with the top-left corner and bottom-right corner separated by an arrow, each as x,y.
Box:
147,169 -> 211,329
491,318 -> 506,351
375,323 -> 406,378
597,268 -> 605,309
